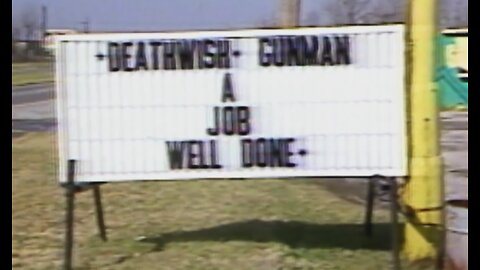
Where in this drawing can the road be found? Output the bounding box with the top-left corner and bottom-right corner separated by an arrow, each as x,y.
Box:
12,84 -> 467,201
12,84 -> 56,136
441,111 -> 468,201
12,84 -> 55,105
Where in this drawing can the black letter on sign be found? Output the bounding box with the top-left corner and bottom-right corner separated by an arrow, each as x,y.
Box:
285,138 -> 296,167
197,141 -> 209,169
135,42 -> 148,70
304,36 -> 318,65
187,140 -> 198,169
287,36 -> 305,66
150,41 -> 161,70
166,141 -> 186,169
269,138 -> 283,167
204,39 -> 215,68
207,106 -> 220,136
241,139 -> 253,167
273,37 -> 285,67
320,37 -> 333,66
259,38 -> 271,67
223,106 -> 235,135
222,73 -> 236,102
335,36 -> 351,65
108,42 -> 120,72
122,42 -> 134,71
217,39 -> 230,68
210,140 -> 222,168
256,138 -> 267,167
178,40 -> 195,69
164,42 -> 176,70
237,106 -> 251,135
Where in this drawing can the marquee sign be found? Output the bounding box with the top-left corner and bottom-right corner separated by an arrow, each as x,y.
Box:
55,25 -> 406,183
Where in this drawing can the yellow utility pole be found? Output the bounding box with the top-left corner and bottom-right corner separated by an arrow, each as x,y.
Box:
279,0 -> 301,27
403,0 -> 444,263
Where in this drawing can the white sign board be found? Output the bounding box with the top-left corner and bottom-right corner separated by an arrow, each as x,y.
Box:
55,25 -> 407,183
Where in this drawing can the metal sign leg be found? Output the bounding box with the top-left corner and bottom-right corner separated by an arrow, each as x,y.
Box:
389,177 -> 401,270
93,186 -> 107,241
64,160 -> 76,270
364,178 -> 376,237
62,160 -> 108,270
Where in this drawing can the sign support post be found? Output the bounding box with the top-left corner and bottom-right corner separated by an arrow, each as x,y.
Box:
64,160 -> 76,270
63,160 -> 108,270
364,178 -> 376,237
363,176 -> 402,270
403,0 -> 444,263
93,186 -> 108,241
389,177 -> 401,270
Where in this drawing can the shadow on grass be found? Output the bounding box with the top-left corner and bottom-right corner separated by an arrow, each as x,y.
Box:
140,220 -> 404,252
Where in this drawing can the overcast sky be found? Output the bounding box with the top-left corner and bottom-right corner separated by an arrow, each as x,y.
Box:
12,0 -> 466,32
12,0 -> 329,31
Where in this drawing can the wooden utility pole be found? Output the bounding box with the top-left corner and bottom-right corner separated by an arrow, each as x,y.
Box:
41,5 -> 47,47
403,0 -> 444,264
279,0 -> 301,27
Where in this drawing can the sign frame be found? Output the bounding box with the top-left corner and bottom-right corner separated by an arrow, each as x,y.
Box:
55,24 -> 407,183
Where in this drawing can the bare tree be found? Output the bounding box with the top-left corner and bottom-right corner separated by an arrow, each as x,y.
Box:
439,0 -> 468,29
372,0 -> 404,23
12,28 -> 17,56
12,18 -> 21,57
450,0 -> 468,27
20,5 -> 40,41
342,0 -> 364,24
305,0 -> 465,29
322,0 -> 403,25
13,4 -> 43,60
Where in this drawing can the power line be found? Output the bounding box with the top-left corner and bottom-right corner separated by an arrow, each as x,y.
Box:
81,18 -> 90,33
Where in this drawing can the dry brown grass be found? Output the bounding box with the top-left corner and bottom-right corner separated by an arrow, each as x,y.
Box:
13,133 -> 435,270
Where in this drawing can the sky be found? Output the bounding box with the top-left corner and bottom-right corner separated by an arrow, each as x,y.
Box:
11,0 -> 466,33
12,0 -> 332,32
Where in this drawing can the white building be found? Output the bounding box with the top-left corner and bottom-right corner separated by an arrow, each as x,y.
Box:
44,29 -> 78,53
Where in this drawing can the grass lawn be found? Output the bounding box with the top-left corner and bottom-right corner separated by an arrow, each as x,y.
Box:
12,133 -> 434,270
12,62 -> 54,87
